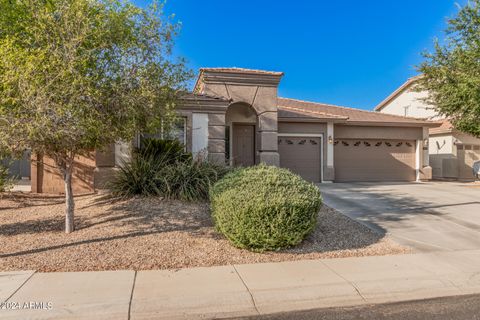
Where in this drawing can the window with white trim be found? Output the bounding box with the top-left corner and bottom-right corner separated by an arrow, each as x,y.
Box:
140,117 -> 187,148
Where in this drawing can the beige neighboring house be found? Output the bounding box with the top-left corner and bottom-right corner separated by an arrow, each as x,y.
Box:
32,68 -> 438,194
375,76 -> 480,181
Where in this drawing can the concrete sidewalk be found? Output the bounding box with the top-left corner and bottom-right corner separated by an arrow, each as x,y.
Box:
1,250 -> 480,320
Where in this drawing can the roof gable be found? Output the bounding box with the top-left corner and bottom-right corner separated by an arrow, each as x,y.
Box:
374,76 -> 422,111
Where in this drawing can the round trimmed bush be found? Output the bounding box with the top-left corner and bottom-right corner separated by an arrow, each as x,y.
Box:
210,164 -> 322,252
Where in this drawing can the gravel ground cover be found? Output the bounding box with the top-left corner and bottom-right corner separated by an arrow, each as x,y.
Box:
0,192 -> 409,272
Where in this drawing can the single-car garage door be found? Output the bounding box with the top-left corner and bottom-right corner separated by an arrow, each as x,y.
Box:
278,136 -> 322,182
335,139 -> 416,182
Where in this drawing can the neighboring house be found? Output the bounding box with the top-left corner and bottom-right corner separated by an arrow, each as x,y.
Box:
32,68 -> 438,194
375,76 -> 480,181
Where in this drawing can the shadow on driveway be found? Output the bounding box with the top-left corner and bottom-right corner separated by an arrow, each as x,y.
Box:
318,182 -> 480,252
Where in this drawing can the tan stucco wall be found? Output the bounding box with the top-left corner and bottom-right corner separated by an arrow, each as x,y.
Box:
96,144 -> 116,167
335,125 -> 423,140
225,103 -> 257,124
380,87 -> 439,119
279,122 -> 327,134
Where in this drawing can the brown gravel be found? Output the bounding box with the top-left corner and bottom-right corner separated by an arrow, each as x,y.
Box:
0,192 -> 410,272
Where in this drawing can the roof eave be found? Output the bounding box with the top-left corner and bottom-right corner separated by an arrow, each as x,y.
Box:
343,120 -> 439,127
278,117 -> 348,123
429,129 -> 454,135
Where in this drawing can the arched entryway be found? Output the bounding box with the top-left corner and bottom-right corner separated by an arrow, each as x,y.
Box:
225,102 -> 258,166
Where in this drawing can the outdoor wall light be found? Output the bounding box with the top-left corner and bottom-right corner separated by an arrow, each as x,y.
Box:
423,139 -> 429,147
328,135 -> 333,144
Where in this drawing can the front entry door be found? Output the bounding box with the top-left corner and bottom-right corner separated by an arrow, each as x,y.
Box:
233,124 -> 255,167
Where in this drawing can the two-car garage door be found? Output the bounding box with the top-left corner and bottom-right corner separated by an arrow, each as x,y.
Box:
278,136 -> 417,182
334,139 -> 416,182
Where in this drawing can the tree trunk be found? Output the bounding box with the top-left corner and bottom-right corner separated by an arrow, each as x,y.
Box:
64,165 -> 75,233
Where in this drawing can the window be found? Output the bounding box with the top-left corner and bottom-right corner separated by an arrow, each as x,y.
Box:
140,117 -> 187,148
164,118 -> 187,145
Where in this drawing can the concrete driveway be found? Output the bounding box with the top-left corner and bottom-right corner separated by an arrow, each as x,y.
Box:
319,182 -> 480,252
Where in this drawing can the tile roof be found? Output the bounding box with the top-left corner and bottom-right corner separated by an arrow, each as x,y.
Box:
278,105 -> 348,121
179,91 -> 231,102
199,67 -> 284,76
429,120 -> 454,135
278,97 -> 436,126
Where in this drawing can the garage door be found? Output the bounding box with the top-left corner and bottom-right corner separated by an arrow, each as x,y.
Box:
335,139 -> 416,182
278,136 -> 322,182
457,144 -> 480,181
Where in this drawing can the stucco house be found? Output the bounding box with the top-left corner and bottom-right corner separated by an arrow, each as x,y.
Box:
375,76 -> 480,181
32,68 -> 438,194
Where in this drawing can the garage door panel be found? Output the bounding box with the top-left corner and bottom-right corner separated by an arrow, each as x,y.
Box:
335,139 -> 416,182
279,137 -> 321,182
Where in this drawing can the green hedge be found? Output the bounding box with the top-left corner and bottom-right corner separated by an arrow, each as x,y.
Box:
0,163 -> 13,192
210,164 -> 322,252
110,139 -> 230,201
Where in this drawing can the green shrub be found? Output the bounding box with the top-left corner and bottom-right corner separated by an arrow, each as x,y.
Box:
0,158 -> 15,192
0,162 -> 13,192
136,138 -> 191,165
210,164 -> 322,252
110,140 -> 230,200
109,155 -> 164,197
160,160 -> 231,201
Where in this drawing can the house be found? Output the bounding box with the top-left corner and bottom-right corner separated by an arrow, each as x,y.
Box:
375,76 -> 480,181
31,68 -> 438,194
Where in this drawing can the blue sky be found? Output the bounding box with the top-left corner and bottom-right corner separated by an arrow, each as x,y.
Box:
135,0 -> 465,110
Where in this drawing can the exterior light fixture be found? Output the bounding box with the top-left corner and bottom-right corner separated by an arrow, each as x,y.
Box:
423,139 -> 429,147
328,135 -> 333,144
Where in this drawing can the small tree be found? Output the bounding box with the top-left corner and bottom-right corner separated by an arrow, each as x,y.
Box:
0,150 -> 13,193
0,0 -> 191,233
417,0 -> 480,137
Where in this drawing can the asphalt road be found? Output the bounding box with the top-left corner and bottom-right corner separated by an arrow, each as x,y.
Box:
236,294 -> 480,320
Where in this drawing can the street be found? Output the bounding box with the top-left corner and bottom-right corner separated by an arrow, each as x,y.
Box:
237,294 -> 480,320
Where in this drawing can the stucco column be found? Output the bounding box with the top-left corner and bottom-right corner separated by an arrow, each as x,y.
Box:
257,111 -> 279,165
324,122 -> 335,182
419,126 -> 432,181
207,113 -> 226,164
422,127 -> 430,167
415,140 -> 422,181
